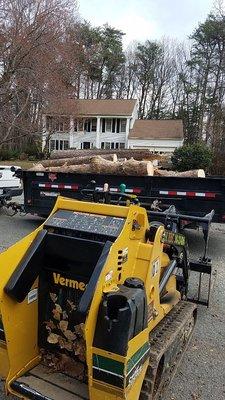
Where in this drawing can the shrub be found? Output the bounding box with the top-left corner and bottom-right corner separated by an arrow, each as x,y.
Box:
23,143 -> 40,157
0,149 -> 20,161
171,142 -> 213,172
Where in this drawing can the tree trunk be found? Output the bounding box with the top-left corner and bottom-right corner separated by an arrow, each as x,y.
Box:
29,163 -> 46,172
41,154 -> 117,167
121,158 -> 154,176
154,169 -> 205,178
50,149 -> 159,161
48,164 -> 92,173
89,156 -> 154,176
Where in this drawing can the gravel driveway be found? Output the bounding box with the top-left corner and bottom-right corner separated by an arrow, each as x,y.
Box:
0,205 -> 225,400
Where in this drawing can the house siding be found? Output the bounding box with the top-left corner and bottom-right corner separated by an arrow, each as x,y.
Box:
99,132 -> 126,143
71,132 -> 97,148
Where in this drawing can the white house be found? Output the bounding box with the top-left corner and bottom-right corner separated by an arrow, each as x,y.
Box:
42,99 -> 183,153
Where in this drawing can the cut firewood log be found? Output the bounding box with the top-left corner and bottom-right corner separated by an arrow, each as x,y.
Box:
90,156 -> 123,175
122,158 -> 154,176
41,153 -> 117,168
29,163 -> 46,171
45,156 -> 154,176
90,156 -> 154,176
154,169 -> 205,178
50,149 -> 160,161
48,164 -> 92,173
117,158 -> 127,162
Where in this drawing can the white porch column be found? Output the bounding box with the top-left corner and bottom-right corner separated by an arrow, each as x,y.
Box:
95,117 -> 101,149
125,118 -> 130,149
69,116 -> 74,148
42,114 -> 47,151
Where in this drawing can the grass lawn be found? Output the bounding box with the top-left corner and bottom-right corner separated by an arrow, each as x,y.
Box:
0,159 -> 34,170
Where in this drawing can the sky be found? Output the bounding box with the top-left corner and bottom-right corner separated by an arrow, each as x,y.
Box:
78,0 -> 215,46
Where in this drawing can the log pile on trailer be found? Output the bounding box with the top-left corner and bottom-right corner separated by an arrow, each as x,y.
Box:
49,149 -> 159,161
29,150 -> 205,178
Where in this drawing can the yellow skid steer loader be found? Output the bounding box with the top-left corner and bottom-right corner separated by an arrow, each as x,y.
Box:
0,195 -> 211,400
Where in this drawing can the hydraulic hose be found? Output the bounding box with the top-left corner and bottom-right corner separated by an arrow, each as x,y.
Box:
159,259 -> 177,295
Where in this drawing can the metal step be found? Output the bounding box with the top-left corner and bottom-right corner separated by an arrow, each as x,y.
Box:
11,364 -> 88,400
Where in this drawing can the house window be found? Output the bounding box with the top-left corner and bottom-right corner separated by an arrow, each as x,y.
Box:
112,119 -> 116,133
60,140 -> 69,150
84,119 -> 90,132
84,118 -> 97,133
49,140 -> 69,152
50,140 -> 55,152
101,142 -> 111,149
101,119 -> 105,133
81,142 -> 91,149
78,119 -> 84,131
101,142 -> 124,150
92,119 -> 97,132
53,117 -> 69,132
105,119 -> 112,132
120,119 -> 126,133
114,142 -> 125,149
64,141 -> 69,150
74,119 -> 78,132
116,119 -> 120,133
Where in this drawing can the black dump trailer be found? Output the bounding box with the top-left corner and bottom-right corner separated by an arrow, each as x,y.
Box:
20,170 -> 225,223
11,168 -> 223,306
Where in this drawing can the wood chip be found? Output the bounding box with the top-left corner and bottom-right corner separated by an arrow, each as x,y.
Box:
45,320 -> 56,330
62,311 -> 68,320
63,330 -> 76,341
55,304 -> 62,313
74,323 -> 85,336
50,293 -> 58,303
52,310 -> 61,321
47,333 -> 59,344
59,320 -> 68,332
67,300 -> 76,311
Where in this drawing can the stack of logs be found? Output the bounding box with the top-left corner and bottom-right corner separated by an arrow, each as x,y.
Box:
29,149 -> 205,178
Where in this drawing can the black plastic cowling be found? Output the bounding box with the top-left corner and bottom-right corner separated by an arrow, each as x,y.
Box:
93,278 -> 147,355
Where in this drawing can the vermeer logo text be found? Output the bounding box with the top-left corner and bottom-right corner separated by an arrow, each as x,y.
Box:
53,273 -> 86,291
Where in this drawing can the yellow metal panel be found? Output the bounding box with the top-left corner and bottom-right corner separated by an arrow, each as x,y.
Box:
0,343 -> 9,378
0,233 -> 42,388
55,197 -> 129,218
